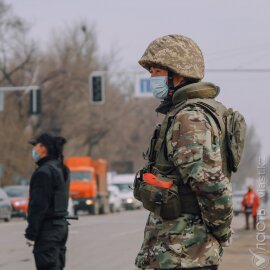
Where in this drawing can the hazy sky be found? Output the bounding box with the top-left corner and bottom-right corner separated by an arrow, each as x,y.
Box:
6,0 -> 270,156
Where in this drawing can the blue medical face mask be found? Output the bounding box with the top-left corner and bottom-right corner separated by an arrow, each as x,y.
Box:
32,148 -> 41,162
150,76 -> 168,99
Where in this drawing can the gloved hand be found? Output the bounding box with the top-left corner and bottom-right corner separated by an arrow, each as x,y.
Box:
26,239 -> 35,247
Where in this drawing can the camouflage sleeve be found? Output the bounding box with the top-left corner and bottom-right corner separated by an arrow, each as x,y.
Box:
168,105 -> 233,242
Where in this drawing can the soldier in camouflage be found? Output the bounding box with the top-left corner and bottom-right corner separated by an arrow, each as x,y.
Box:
135,35 -> 233,270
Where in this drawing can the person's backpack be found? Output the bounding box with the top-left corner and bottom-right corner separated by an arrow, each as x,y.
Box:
225,109 -> 246,172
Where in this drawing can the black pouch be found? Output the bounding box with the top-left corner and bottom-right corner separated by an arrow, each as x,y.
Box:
133,170 -> 143,201
143,124 -> 161,162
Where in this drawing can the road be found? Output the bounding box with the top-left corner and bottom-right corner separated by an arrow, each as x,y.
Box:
0,210 -> 148,270
0,209 -> 269,270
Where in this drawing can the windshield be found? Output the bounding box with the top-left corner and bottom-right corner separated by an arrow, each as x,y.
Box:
4,186 -> 29,198
70,171 -> 92,182
113,183 -> 131,192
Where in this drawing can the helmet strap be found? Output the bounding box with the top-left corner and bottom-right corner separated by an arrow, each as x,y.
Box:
167,70 -> 174,98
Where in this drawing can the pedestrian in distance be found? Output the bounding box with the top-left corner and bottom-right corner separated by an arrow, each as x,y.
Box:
133,34 -> 246,270
241,185 -> 260,230
25,132 -> 70,270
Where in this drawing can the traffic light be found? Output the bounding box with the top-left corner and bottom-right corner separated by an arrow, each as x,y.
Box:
29,88 -> 42,115
90,72 -> 105,104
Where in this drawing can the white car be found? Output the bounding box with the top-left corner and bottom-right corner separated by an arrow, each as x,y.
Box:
0,188 -> 12,222
108,185 -> 122,213
110,174 -> 142,210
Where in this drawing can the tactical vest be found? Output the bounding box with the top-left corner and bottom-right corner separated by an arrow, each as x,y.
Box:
154,99 -> 228,217
134,82 -> 246,219
46,160 -> 70,219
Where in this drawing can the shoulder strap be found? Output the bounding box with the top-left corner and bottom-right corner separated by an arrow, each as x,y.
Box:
188,99 -> 230,177
154,100 -> 187,152
195,99 -> 226,135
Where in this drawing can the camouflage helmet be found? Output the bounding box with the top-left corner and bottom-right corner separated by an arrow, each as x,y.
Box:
139,34 -> 205,80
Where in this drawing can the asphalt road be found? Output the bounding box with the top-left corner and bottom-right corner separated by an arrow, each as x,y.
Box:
0,209 -> 148,270
0,209 -> 268,270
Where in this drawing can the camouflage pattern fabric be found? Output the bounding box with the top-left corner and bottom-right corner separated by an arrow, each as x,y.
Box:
168,105 -> 233,241
139,35 -> 204,80
135,105 -> 233,269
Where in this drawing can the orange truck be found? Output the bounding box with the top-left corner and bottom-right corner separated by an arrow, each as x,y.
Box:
65,156 -> 109,215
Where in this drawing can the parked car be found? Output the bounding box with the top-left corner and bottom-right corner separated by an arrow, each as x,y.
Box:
4,185 -> 29,218
111,174 -> 142,210
0,188 -> 12,222
232,190 -> 246,216
108,185 -> 122,213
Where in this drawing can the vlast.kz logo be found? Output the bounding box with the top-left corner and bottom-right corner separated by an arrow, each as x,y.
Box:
249,249 -> 270,269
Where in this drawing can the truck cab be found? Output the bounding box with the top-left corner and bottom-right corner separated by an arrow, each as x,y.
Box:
65,157 -> 109,215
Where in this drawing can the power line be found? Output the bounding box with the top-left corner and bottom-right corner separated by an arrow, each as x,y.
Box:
206,43 -> 270,59
206,69 -> 270,73
206,44 -> 270,66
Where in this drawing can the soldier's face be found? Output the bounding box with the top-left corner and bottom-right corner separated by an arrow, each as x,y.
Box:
149,67 -> 185,87
149,67 -> 168,77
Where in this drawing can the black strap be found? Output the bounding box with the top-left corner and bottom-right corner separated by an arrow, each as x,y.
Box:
167,70 -> 175,97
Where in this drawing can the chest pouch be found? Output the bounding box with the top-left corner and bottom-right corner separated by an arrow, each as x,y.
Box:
134,172 -> 182,220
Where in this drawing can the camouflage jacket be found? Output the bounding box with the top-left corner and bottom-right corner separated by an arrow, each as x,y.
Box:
135,85 -> 233,269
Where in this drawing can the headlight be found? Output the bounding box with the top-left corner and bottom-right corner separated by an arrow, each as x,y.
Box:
126,198 -> 133,204
85,199 -> 93,205
14,200 -> 27,207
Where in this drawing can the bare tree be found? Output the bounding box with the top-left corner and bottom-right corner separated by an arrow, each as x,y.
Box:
37,22 -> 158,170
0,1 -> 38,186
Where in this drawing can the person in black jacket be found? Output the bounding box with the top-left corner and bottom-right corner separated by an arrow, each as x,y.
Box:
25,132 -> 70,270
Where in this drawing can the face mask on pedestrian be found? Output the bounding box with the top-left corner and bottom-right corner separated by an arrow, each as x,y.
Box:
150,76 -> 168,99
32,148 -> 41,162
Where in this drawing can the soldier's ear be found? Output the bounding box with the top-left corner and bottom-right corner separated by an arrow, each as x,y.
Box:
173,75 -> 185,87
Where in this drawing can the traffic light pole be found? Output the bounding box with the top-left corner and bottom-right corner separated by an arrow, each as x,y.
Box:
0,85 -> 41,114
0,86 -> 39,92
